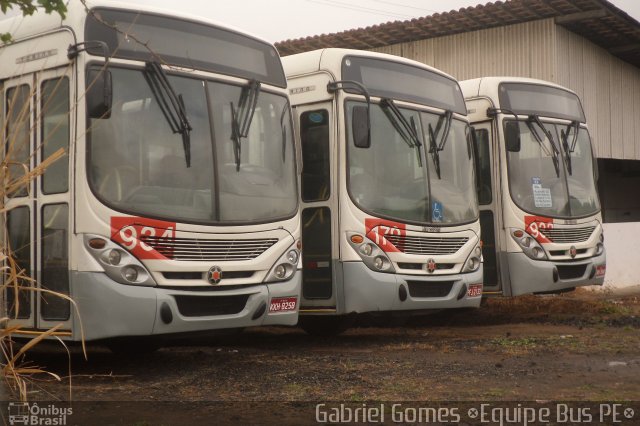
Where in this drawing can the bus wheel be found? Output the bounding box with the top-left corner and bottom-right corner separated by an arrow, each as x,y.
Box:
298,316 -> 351,337
106,337 -> 161,355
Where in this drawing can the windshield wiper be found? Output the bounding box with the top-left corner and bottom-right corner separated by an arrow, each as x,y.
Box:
380,98 -> 422,148
527,114 -> 561,178
280,100 -> 290,163
230,79 -> 261,171
427,110 -> 453,179
379,98 -> 423,167
144,61 -> 192,167
561,120 -> 580,175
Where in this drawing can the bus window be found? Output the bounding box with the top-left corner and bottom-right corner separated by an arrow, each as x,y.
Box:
41,78 -> 70,194
474,128 -> 492,205
6,85 -> 31,198
6,207 -> 31,319
300,110 -> 330,202
40,204 -> 70,321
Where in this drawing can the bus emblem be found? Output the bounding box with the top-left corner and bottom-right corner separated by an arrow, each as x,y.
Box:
569,246 -> 577,258
426,258 -> 437,273
207,266 -> 223,284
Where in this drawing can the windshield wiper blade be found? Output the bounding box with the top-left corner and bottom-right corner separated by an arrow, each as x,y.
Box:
144,61 -> 192,167
280,100 -> 290,163
428,122 -> 441,179
528,114 -> 561,178
427,110 -> 453,179
561,120 -> 580,175
230,79 -> 261,171
436,110 -> 453,151
380,98 -> 421,148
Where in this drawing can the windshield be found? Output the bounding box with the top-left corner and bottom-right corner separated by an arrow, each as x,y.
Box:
346,101 -> 478,225
505,120 -> 599,218
88,66 -> 297,224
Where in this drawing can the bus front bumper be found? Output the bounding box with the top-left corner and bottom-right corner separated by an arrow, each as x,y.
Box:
506,251 -> 606,296
71,271 -> 301,341
341,261 -> 483,314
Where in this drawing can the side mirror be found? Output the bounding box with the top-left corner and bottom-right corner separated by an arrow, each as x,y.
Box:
86,68 -> 113,119
505,121 -> 521,152
352,105 -> 371,148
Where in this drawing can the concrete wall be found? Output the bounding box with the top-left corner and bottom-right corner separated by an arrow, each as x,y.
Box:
602,223 -> 640,288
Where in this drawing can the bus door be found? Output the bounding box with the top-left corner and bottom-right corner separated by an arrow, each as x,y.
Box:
4,67 -> 73,332
296,105 -> 337,309
473,121 -> 502,293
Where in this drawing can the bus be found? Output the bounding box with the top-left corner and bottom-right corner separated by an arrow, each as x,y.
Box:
283,49 -> 483,334
1,1 -> 301,347
460,77 -> 605,296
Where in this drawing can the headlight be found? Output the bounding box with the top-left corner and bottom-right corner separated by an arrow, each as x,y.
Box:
286,250 -> 299,264
84,235 -> 156,286
105,249 -> 122,265
510,229 -> 548,260
595,242 -> 604,256
346,232 -> 395,273
264,241 -> 300,283
123,266 -> 139,282
360,243 -> 374,256
462,244 -> 482,273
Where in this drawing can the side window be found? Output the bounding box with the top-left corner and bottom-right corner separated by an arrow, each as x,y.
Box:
41,203 -> 70,321
6,206 -> 31,319
474,128 -> 492,205
41,77 -> 70,194
300,110 -> 330,202
6,85 -> 31,198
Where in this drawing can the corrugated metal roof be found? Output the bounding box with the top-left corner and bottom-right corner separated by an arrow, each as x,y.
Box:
276,0 -> 640,68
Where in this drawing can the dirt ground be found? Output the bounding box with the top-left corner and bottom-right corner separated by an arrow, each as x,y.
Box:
5,289 -> 640,424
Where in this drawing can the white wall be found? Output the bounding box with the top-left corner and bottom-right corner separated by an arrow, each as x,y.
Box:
602,222 -> 640,288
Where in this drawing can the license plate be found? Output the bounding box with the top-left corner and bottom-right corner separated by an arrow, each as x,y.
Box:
596,265 -> 606,278
467,284 -> 483,297
269,297 -> 298,313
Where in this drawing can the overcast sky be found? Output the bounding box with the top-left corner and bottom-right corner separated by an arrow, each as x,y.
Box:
118,0 -> 640,43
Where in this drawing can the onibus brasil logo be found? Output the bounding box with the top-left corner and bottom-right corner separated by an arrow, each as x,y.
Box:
8,402 -> 72,425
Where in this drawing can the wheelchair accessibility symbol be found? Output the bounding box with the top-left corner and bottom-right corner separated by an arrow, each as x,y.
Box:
432,201 -> 443,223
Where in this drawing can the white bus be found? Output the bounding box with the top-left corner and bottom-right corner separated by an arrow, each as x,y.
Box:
283,49 -> 483,334
2,1 -> 301,347
461,77 -> 606,296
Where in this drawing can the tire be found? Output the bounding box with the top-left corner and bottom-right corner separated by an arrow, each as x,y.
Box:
298,316 -> 352,337
105,337 -> 161,355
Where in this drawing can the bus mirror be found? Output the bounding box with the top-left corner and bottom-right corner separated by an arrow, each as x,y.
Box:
505,121 -> 521,152
86,68 -> 113,119
352,105 -> 371,148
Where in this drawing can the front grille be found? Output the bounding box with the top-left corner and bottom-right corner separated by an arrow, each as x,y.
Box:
397,262 -> 423,270
174,294 -> 249,317
398,262 -> 455,271
407,281 -> 455,298
539,226 -> 596,243
557,264 -> 587,280
141,236 -> 278,261
549,249 -> 588,257
162,271 -> 255,280
385,235 -> 468,255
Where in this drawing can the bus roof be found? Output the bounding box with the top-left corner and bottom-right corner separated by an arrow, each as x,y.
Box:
0,0 -> 274,48
282,48 -> 457,82
459,76 -> 579,102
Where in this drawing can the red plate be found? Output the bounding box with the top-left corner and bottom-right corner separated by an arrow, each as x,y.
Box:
269,297 -> 298,313
467,284 -> 483,297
